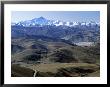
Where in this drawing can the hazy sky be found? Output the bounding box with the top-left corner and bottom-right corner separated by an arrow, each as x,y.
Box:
11,11 -> 100,23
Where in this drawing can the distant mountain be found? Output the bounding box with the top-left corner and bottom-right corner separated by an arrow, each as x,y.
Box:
12,17 -> 100,27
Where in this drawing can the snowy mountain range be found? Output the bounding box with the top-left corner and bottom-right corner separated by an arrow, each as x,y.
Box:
11,17 -> 100,43
12,16 -> 100,27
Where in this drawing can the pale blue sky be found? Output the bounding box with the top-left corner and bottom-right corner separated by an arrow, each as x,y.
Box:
11,11 -> 100,23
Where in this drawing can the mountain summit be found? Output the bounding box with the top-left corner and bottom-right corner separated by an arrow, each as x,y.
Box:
31,16 -> 49,25
37,16 -> 46,20
32,16 -> 47,21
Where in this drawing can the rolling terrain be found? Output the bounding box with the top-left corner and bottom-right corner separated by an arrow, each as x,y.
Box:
11,37 -> 100,77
